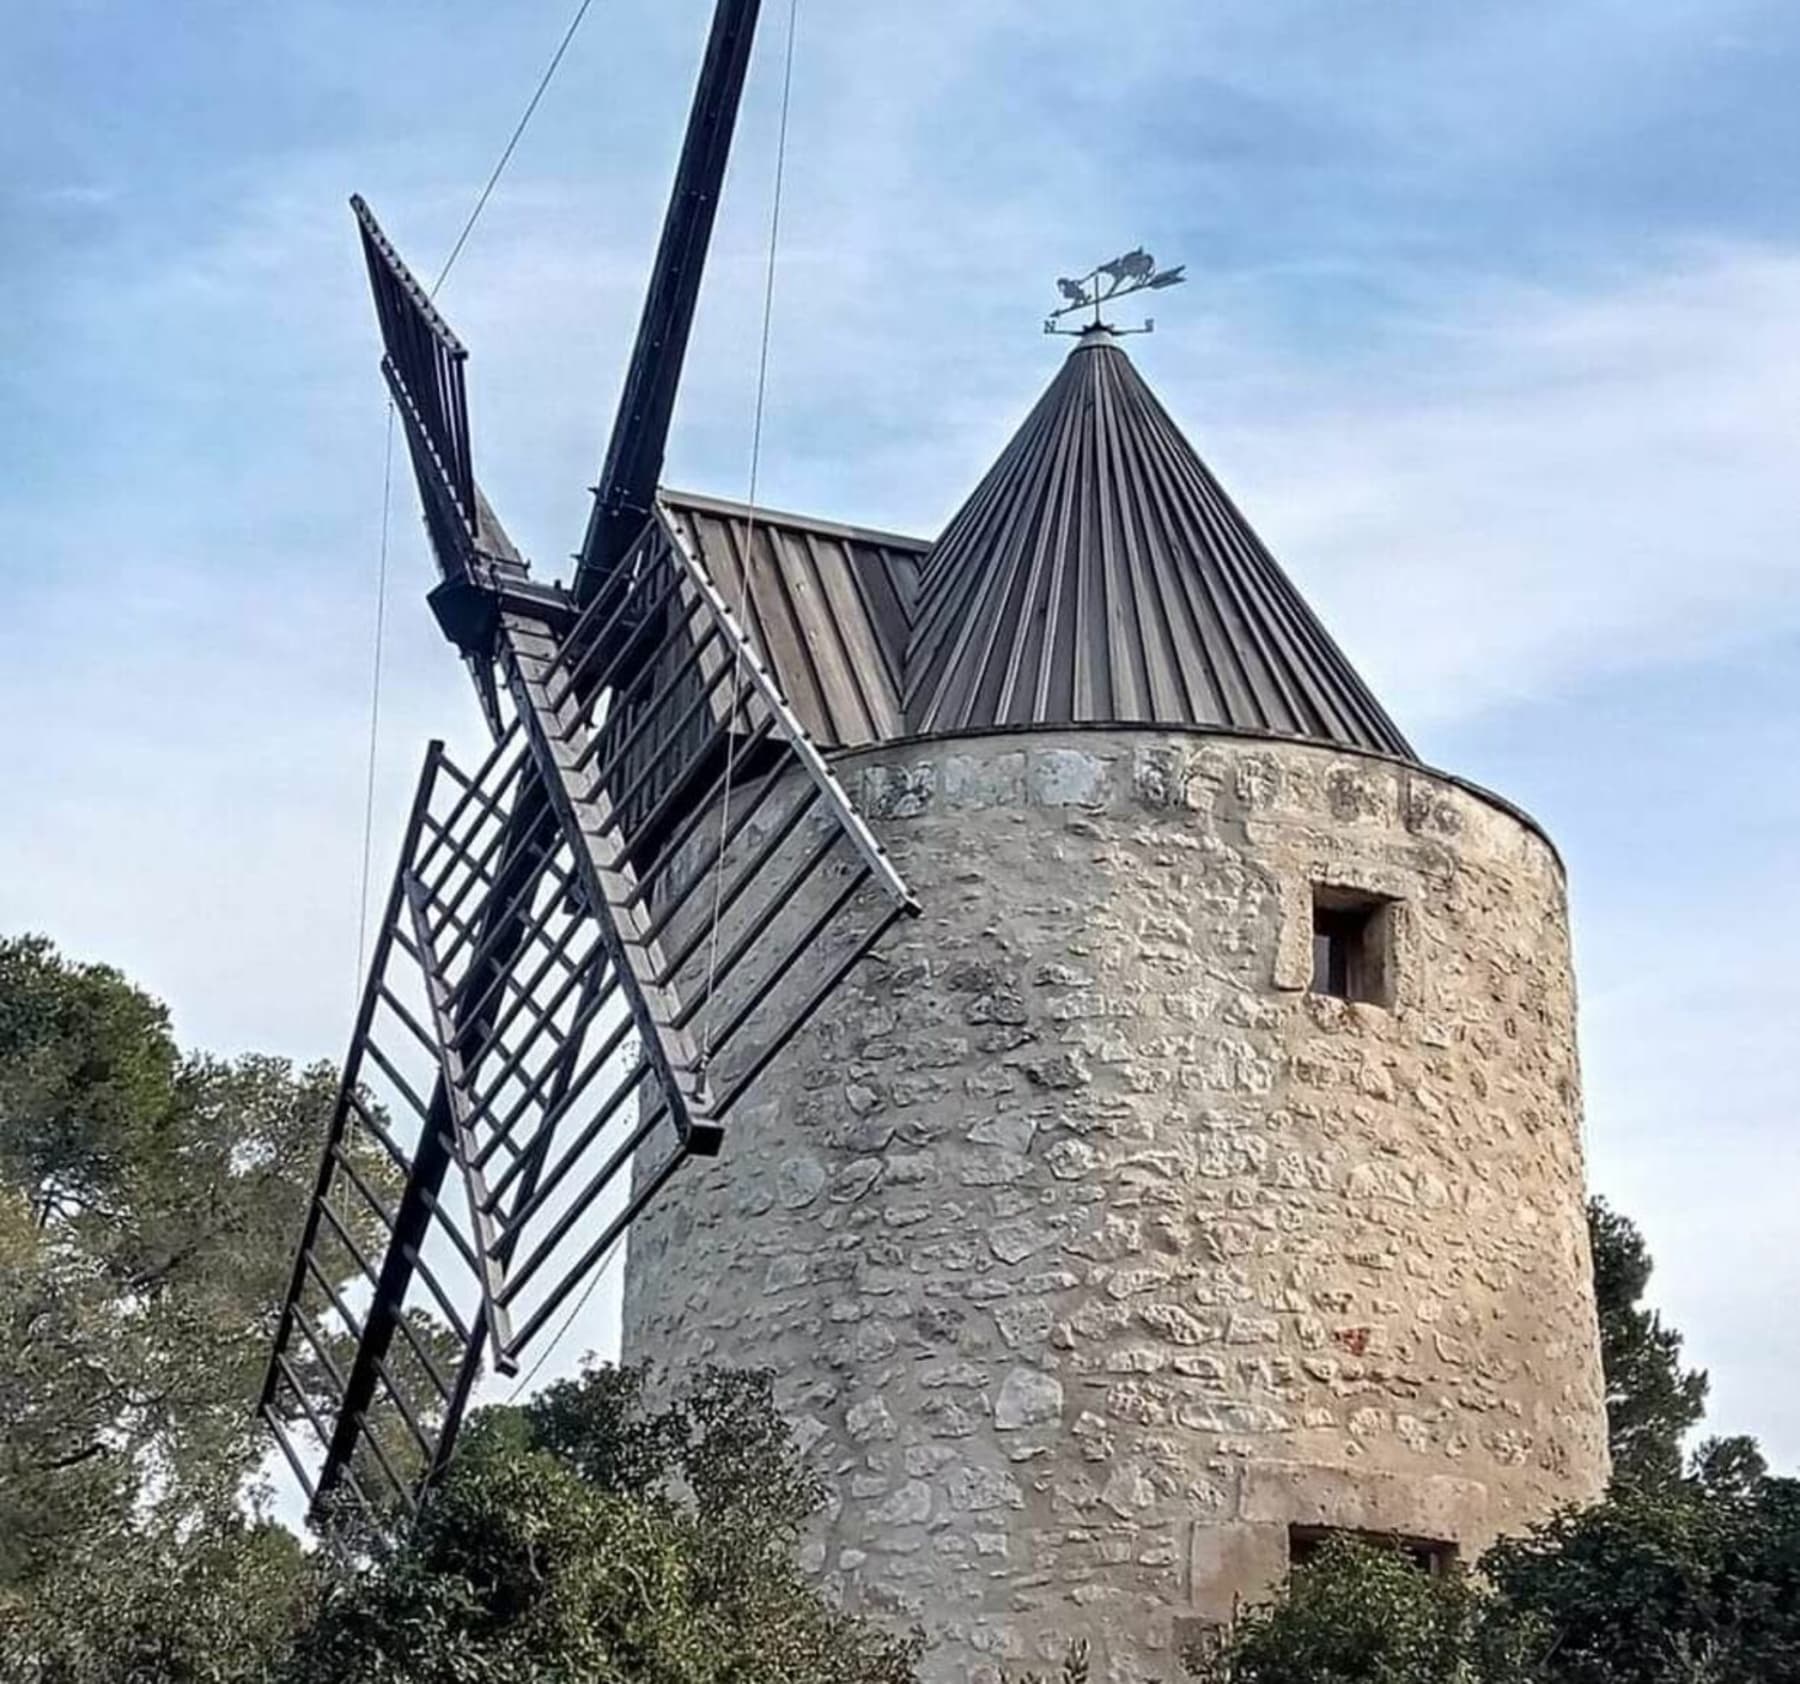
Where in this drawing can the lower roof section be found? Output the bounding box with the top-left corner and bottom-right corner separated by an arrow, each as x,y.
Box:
659,490 -> 926,751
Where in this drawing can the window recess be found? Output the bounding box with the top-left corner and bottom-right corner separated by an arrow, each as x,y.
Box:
1288,1525 -> 1456,1577
1310,886 -> 1396,1007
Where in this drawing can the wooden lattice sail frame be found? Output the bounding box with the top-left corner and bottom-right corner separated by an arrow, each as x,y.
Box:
260,0 -> 918,1520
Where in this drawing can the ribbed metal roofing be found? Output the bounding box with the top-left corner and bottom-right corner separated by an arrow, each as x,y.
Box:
904,330 -> 1416,758
659,490 -> 926,750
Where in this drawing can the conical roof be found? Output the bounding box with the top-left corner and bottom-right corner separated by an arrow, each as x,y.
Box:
904,330 -> 1415,759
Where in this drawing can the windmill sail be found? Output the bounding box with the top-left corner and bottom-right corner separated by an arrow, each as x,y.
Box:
576,0 -> 764,599
262,62 -> 917,1515
262,488 -> 917,1516
353,194 -> 476,545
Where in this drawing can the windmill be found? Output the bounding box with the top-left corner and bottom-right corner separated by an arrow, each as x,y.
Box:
259,0 -> 917,1521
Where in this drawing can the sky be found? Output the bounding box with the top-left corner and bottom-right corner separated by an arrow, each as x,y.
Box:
2,0 -> 1797,1464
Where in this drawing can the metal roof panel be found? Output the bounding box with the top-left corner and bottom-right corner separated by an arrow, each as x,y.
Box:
659,491 -> 926,750
903,332 -> 1415,759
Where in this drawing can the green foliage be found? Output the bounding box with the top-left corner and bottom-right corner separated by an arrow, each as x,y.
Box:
1485,1476 -> 1800,1683
1692,1433 -> 1767,1499
289,1364 -> 921,1684
0,934 -> 179,1226
524,1361 -> 691,1503
0,935 -> 351,1673
1589,1197 -> 1709,1493
0,1520 -> 314,1684
0,937 -> 366,1538
1189,1536 -> 1534,1684
0,1185 -> 136,1586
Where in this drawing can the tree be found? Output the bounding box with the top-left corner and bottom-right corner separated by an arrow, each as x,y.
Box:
1483,1475 -> 1800,1683
0,1518 -> 314,1684
0,938 -> 396,1548
0,935 -> 349,1669
0,934 -> 177,1231
1,936 -> 916,1682
1588,1197 -> 1708,1492
1191,1494 -> 1800,1684
1187,1536 -> 1533,1684
288,1364 -> 921,1684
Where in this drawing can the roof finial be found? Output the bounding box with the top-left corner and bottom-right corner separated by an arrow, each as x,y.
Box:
1046,247 -> 1186,339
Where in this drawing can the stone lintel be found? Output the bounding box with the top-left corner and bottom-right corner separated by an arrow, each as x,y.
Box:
1240,1460 -> 1491,1552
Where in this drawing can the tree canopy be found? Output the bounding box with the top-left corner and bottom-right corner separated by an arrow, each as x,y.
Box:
0,930 -> 919,1683
0,935 -> 346,1587
289,1366 -> 921,1684
1590,1196 -> 1710,1493
1187,1533 -> 1535,1684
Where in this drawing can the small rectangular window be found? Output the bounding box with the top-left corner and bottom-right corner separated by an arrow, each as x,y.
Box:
1310,888 -> 1394,1006
1289,1525 -> 1455,1577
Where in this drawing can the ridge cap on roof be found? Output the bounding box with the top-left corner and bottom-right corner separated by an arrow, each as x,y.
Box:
658,486 -> 931,554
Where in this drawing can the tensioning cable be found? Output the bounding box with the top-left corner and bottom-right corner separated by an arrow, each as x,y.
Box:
350,0 -> 606,1017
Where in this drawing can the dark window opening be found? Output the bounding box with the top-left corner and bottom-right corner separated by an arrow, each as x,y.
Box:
1289,1525 -> 1456,1577
1310,888 -> 1394,1006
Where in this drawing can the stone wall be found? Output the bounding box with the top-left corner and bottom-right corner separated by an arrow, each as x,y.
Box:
621,729 -> 1609,1683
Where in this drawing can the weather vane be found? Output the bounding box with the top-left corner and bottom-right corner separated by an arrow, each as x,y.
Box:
1046,247 -> 1186,337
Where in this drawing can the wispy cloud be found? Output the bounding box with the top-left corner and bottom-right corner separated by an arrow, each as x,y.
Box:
1196,247 -> 1800,733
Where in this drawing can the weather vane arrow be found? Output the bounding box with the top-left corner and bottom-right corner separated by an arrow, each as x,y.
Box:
1046,247 -> 1186,337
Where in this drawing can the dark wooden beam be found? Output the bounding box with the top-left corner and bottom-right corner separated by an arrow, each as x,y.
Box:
575,0 -> 764,600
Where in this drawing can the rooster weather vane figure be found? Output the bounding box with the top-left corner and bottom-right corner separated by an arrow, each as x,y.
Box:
1047,247 -> 1186,337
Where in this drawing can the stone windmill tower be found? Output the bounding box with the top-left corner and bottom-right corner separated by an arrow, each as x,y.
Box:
621,320 -> 1610,1674
258,1 -> 1607,1673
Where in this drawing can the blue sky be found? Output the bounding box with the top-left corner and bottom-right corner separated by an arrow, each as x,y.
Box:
2,1 -> 1797,1462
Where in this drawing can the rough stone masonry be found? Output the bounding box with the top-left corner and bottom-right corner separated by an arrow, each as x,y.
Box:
622,728 -> 1609,1683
